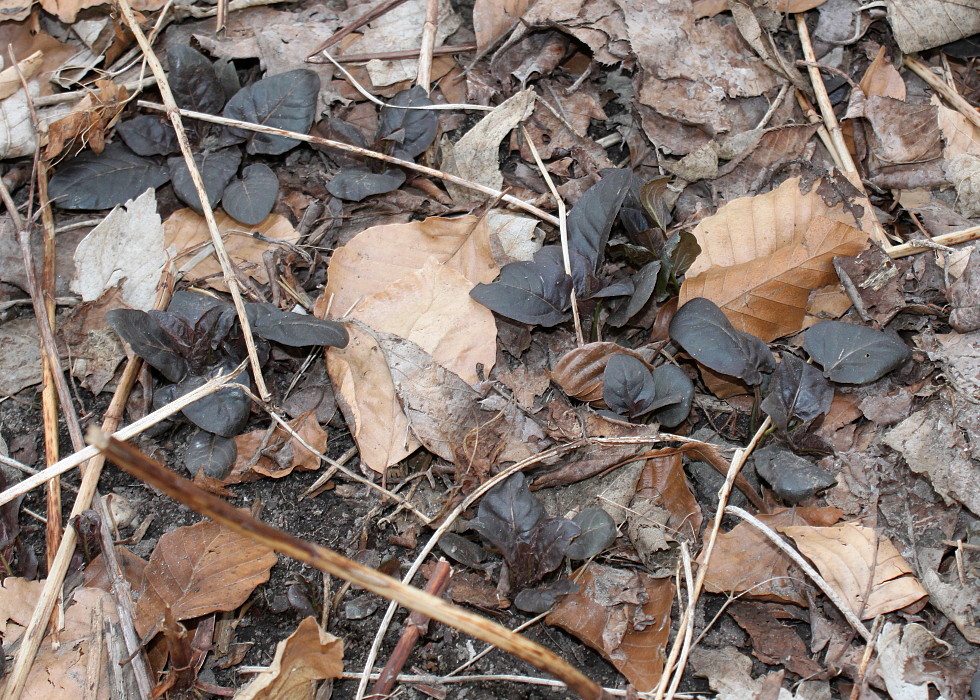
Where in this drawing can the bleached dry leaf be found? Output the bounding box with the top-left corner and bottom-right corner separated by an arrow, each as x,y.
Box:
690,647 -> 771,700
780,523 -> 928,619
45,78 -> 128,158
859,47 -> 906,101
876,622 -> 970,700
522,0 -> 632,65
442,89 -> 535,202
681,216 -> 868,341
935,96 -> 980,161
947,153 -> 980,217
862,96 -> 942,165
0,318 -> 44,396
0,50 -> 42,101
473,0 -> 531,52
486,209 -> 542,265
164,208 -> 300,290
0,577 -> 45,643
236,617 -> 343,700
71,189 -> 167,311
135,520 -> 277,639
886,0 -> 980,53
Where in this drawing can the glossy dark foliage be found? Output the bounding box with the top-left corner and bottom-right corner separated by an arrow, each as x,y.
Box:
49,143 -> 170,210
513,579 -> 579,613
602,355 -> 694,426
222,163 -> 279,225
607,260 -> 661,327
566,507 -> 617,560
803,320 -> 911,384
437,532 -> 486,570
761,353 -> 834,436
469,473 -> 580,587
669,297 -> 775,386
223,69 -> 321,155
184,429 -> 237,479
639,175 -> 673,233
105,308 -> 189,382
116,115 -> 179,156
167,45 -> 226,115
650,363 -> 695,428
566,168 -> 632,277
327,166 -> 406,202
177,368 -> 252,437
376,86 -> 438,159
655,230 -> 701,301
245,302 -> 349,348
168,148 -> 242,213
470,246 -> 572,326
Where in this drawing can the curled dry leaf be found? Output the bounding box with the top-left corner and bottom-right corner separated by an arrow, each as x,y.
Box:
236,617 -> 343,700
551,342 -> 649,404
780,523 -> 928,619
546,563 -> 674,693
228,411 -> 327,484
134,520 -> 277,639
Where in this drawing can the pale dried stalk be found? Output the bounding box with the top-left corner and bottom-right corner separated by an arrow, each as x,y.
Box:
135,100 -> 559,225
794,90 -> 844,170
664,543 -> 694,700
0,368 -> 245,509
521,126 -> 583,346
795,14 -> 889,248
115,0 -> 270,401
904,56 -> 980,131
885,224 -> 980,259
416,0 -> 439,92
725,505 -> 871,641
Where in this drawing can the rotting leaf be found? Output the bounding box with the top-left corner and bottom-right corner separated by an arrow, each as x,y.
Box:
603,354 -> 657,420
166,45 -> 226,115
669,297 -> 774,386
116,115 -> 179,156
566,507 -> 617,560
245,303 -> 348,348
469,247 -> 572,326
105,308 -> 188,382
222,69 -> 321,155
49,142 -> 171,210
134,519 -> 277,639
376,86 -> 438,159
761,353 -> 834,434
803,320 -> 911,384
326,166 -> 406,202
222,163 -> 278,225
168,148 -> 242,214
183,429 -> 237,480
650,364 -> 694,428
566,168 -> 632,275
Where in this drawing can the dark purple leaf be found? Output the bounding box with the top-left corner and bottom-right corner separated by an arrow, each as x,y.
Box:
603,354 -> 656,420
655,230 -> 701,301
183,429 -> 237,480
222,69 -> 320,155
669,297 -> 774,386
513,579 -> 579,613
752,445 -> 836,504
177,368 -> 252,437
376,86 -> 438,159
761,353 -> 834,432
327,166 -> 405,201
566,507 -> 616,560
512,517 -> 580,586
116,116 -> 179,156
245,303 -> 348,348
437,532 -> 486,569
650,364 -> 694,428
566,168 -> 632,273
168,148 -> 242,213
608,260 -> 661,327
469,473 -> 544,562
803,320 -> 911,384
106,309 -> 188,382
222,163 -> 278,225
167,45 -> 226,115
49,143 -> 170,210
639,175 -> 673,232
166,290 -> 230,326
469,249 -> 572,327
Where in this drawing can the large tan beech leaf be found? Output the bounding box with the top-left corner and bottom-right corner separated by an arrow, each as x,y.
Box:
680,215 -> 868,341
780,523 -> 928,619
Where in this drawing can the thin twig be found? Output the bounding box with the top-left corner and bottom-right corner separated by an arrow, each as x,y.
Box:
885,224 -> 980,259
116,0 -> 271,402
333,44 -> 476,63
135,100 -> 558,225
794,90 -> 844,170
904,56 -> 980,131
664,543 -> 694,700
725,505 -> 871,641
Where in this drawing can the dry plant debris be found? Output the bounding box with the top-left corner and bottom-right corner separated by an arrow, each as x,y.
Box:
0,0 -> 978,698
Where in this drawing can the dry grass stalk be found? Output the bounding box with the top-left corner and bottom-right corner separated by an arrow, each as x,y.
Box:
415,0 -> 440,91
904,56 -> 980,131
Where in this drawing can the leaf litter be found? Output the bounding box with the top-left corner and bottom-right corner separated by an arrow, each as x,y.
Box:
0,0 -> 979,697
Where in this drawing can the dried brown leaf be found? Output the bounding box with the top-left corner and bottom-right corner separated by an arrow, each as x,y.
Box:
45,79 -> 127,158
546,563 -> 673,692
728,601 -> 823,679
473,0 -> 531,51
134,520 -> 277,638
859,47 -> 906,100
780,523 -> 928,619
635,450 -> 702,542
551,342 -> 649,403
862,95 -> 942,164
228,411 -> 328,484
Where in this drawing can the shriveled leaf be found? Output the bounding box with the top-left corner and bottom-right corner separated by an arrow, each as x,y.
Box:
567,507 -> 617,560
761,353 -> 834,432
167,45 -> 225,114
567,168 -> 632,273
551,342 -> 649,403
105,309 -> 187,382
222,69 -> 320,155
49,143 -> 170,210
168,148 -> 242,214
511,517 -> 580,586
246,303 -> 348,348
669,297 -> 775,385
116,115 -> 179,156
183,429 -> 237,480
227,411 -> 327,483
177,370 -> 251,437
327,166 -> 405,202
134,520 -> 277,638
470,249 -> 572,326
469,472 -> 544,562
639,175 -> 673,232
804,320 -> 911,384
603,354 -> 657,419
650,364 -> 694,428
376,86 -> 438,158
781,524 -> 928,619
222,163 -> 278,225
